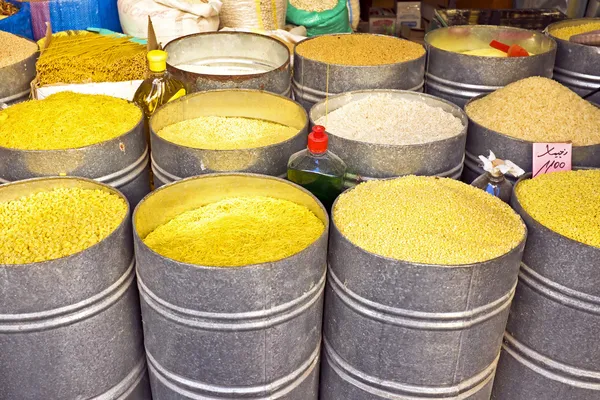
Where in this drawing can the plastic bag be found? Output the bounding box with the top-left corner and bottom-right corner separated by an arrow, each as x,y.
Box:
219,0 -> 287,31
0,0 -> 33,39
118,0 -> 221,46
347,0 -> 359,31
286,0 -> 351,37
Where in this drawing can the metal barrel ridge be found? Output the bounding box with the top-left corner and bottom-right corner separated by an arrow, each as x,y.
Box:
293,33 -> 426,111
133,174 -> 328,399
165,31 -> 292,97
149,90 -> 308,188
424,25 -> 557,108
309,90 -> 467,183
492,173 -> 600,400
0,106 -> 150,207
0,35 -> 37,106
0,177 -> 150,400
547,18 -> 600,106
321,204 -> 527,400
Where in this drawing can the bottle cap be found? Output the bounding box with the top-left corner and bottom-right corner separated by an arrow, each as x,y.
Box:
308,125 -> 328,154
148,50 -> 168,72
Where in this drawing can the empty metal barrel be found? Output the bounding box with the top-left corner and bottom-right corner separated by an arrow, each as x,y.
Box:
309,90 -> 467,184
150,89 -> 308,187
165,32 -> 291,96
547,18 -> 600,105
0,177 -> 150,400
0,35 -> 37,105
322,197 -> 527,399
293,33 -> 426,111
0,108 -> 150,206
133,173 -> 328,399
492,173 -> 600,399
425,25 -> 556,108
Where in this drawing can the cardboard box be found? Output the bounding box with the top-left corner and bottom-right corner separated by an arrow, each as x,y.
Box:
421,0 -> 513,9
400,24 -> 425,44
369,8 -> 396,36
396,1 -> 421,36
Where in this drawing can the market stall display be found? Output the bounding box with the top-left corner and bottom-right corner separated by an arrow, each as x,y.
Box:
293,33 -> 426,110
425,25 -> 556,107
0,177 -> 150,399
310,90 -> 467,183
492,170 -> 600,400
0,31 -> 37,105
0,92 -> 150,205
133,173 -> 327,399
321,176 -> 526,399
149,89 -> 307,187
463,77 -> 600,182
547,18 -> 600,105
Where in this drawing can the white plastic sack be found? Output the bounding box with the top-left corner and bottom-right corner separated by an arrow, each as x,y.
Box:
219,0 -> 286,30
118,0 -> 222,46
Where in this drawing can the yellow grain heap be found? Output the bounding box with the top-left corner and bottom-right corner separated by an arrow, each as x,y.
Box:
295,34 -> 425,65
515,170 -> 600,248
0,187 -> 127,264
0,31 -> 38,68
551,22 -> 600,40
36,31 -> 147,85
143,196 -> 324,267
334,176 -> 525,265
466,77 -> 600,146
157,116 -> 298,150
0,92 -> 141,150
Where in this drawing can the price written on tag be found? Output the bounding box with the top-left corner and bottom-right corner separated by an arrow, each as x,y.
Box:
532,143 -> 572,178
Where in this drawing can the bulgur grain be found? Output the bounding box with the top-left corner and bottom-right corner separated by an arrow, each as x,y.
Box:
315,94 -> 464,145
290,0 -> 337,12
333,176 -> 525,265
295,34 -> 425,65
143,196 -> 324,267
157,116 -> 298,150
0,92 -> 141,150
0,187 -> 127,264
0,31 -> 37,68
465,77 -> 600,146
515,170 -> 600,248
550,22 -> 600,40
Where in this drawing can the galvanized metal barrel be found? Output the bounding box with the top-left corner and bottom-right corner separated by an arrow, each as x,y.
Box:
547,18 -> 600,105
150,90 -> 308,188
0,35 -> 37,105
0,109 -> 150,206
321,203 -> 527,399
462,95 -> 600,183
133,173 -> 328,399
293,33 -> 426,111
492,173 -> 600,400
0,177 -> 150,400
309,90 -> 467,184
165,32 -> 291,96
425,25 -> 557,108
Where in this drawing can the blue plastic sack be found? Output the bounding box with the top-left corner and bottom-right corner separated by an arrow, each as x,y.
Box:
0,0 -> 34,39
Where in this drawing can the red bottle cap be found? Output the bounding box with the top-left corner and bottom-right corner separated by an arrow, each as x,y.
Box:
308,125 -> 328,154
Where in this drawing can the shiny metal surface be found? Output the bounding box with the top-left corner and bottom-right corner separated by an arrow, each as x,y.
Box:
150,90 -> 308,188
0,109 -> 150,206
133,174 -> 327,399
547,18 -> 600,105
425,25 -> 557,107
321,209 -> 527,399
165,32 -> 291,96
492,173 -> 600,399
0,177 -> 150,400
309,90 -> 467,181
293,33 -> 426,111
0,36 -> 37,105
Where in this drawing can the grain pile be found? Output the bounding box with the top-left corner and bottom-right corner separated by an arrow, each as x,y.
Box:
315,94 -> 464,145
157,116 -> 298,150
0,31 -> 37,68
143,196 -> 324,267
551,22 -> 600,40
466,77 -> 600,146
296,34 -> 425,65
290,0 -> 337,12
0,187 -> 127,264
515,170 -> 600,248
0,92 -> 141,150
333,176 -> 525,265
0,0 -> 18,16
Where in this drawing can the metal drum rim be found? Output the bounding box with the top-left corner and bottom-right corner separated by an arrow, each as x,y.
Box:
133,172 -> 329,270
0,176 -> 130,268
149,88 -> 308,152
546,17 -> 600,49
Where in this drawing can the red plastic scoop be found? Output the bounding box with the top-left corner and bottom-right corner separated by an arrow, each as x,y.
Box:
489,40 -> 529,57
